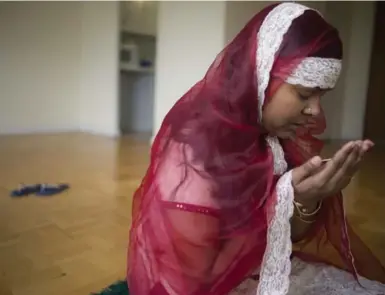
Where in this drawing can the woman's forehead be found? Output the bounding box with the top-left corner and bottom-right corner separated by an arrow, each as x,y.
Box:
294,85 -> 331,94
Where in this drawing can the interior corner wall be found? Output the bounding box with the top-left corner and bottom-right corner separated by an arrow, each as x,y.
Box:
340,1 -> 375,140
320,1 -> 353,140
79,1 -> 120,137
320,1 -> 375,140
152,1 -> 227,138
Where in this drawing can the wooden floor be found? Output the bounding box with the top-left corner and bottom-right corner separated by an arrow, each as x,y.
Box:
0,133 -> 384,295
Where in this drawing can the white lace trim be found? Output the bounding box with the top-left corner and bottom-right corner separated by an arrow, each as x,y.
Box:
256,171 -> 294,295
266,136 -> 287,175
286,57 -> 342,89
255,3 -> 314,295
256,2 -> 308,119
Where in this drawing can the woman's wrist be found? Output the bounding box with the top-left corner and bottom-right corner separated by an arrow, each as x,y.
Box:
294,198 -> 319,213
293,190 -> 321,209
293,196 -> 322,223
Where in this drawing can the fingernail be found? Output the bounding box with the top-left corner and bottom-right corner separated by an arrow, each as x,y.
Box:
311,156 -> 321,165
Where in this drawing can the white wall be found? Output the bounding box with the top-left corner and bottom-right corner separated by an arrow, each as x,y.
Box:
0,2 -> 119,137
225,1 -> 270,42
79,1 -> 119,137
153,1 -> 226,136
0,2 -> 82,134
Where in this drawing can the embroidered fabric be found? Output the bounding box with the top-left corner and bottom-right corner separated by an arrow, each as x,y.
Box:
255,3 -> 309,295
256,171 -> 294,295
265,136 -> 287,176
230,257 -> 385,295
254,3 -> 349,295
256,2 -> 308,119
287,257 -> 385,295
286,57 -> 342,89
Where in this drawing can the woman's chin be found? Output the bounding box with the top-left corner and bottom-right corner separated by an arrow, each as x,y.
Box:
274,129 -> 297,139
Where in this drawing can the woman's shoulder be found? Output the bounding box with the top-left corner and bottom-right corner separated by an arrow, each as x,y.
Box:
155,140 -> 221,211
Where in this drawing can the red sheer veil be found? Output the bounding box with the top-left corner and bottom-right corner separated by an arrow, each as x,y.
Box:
128,2 -> 385,295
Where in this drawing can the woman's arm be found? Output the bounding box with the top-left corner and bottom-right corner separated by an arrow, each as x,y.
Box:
290,199 -> 320,242
290,141 -> 373,242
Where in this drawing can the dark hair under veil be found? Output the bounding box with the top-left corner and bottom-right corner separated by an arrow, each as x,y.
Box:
128,3 -> 385,295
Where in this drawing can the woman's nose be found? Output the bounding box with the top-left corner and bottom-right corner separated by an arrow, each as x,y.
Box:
303,97 -> 321,116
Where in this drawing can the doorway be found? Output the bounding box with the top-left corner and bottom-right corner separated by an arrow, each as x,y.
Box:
118,1 -> 158,138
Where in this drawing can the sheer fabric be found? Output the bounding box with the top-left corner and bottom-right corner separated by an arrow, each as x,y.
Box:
127,3 -> 385,295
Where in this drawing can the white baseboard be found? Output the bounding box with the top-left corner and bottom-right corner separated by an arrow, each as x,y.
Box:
80,128 -> 120,139
0,128 -> 79,136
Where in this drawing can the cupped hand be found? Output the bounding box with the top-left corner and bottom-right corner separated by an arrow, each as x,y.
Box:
292,140 -> 374,205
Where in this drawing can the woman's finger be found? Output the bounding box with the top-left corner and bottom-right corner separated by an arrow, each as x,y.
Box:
364,139 -> 374,148
330,143 -> 360,186
315,141 -> 355,184
299,141 -> 355,190
356,140 -> 364,159
356,139 -> 373,162
333,140 -> 373,191
291,156 -> 322,185
343,141 -> 360,174
361,140 -> 374,154
350,139 -> 373,175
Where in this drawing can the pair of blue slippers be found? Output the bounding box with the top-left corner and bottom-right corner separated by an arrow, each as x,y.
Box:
10,183 -> 70,197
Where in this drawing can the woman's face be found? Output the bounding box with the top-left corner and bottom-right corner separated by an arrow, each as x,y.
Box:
262,82 -> 328,139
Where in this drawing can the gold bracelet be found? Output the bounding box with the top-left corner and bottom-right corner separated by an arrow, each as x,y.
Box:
293,200 -> 322,217
293,200 -> 322,224
293,214 -> 316,224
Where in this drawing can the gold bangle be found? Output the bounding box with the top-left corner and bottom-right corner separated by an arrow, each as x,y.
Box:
293,200 -> 322,218
293,214 -> 316,224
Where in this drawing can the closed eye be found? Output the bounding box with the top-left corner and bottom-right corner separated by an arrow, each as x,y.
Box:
298,92 -> 311,100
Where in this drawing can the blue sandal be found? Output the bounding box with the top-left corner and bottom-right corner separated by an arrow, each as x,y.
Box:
35,183 -> 70,196
10,184 -> 42,197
